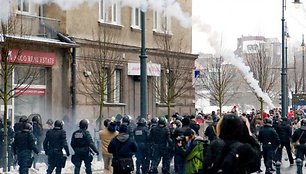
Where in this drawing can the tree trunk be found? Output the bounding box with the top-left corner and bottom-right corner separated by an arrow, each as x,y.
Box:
260,97 -> 264,119
3,58 -> 9,172
167,102 -> 171,121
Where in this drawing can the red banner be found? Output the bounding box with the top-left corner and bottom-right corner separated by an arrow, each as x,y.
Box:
15,88 -> 46,96
2,49 -> 56,66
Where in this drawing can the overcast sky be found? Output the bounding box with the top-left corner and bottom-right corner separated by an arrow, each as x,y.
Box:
192,0 -> 306,55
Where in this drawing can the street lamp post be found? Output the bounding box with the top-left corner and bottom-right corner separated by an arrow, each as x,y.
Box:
281,0 -> 288,118
302,34 -> 305,92
140,11 -> 147,119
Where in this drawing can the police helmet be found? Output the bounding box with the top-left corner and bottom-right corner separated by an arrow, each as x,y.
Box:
174,120 -> 182,128
137,118 -> 147,125
79,119 -> 89,129
32,115 -> 39,122
54,120 -> 64,129
46,119 -> 53,126
151,117 -> 158,124
122,115 -> 130,125
19,115 -> 28,123
158,116 -> 167,125
23,123 -> 33,132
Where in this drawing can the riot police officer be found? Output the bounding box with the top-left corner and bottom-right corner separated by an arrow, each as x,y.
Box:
149,116 -> 172,174
43,120 -> 70,174
12,123 -> 39,174
258,118 -> 280,174
71,119 -> 99,174
133,118 -> 150,174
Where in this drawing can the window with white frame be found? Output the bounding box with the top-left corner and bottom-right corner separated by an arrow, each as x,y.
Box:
131,7 -> 141,28
99,0 -> 106,22
18,0 -> 30,13
99,0 -> 121,25
114,69 -> 122,103
153,10 -> 171,33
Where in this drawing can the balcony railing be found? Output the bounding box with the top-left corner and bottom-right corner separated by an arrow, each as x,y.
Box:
13,13 -> 60,39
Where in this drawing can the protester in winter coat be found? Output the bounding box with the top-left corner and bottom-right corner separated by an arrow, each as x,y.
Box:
203,114 -> 261,174
177,128 -> 206,174
13,123 -> 39,174
292,119 -> 306,162
99,120 -> 118,173
275,117 -> 294,165
258,118 -> 280,174
108,124 -> 137,174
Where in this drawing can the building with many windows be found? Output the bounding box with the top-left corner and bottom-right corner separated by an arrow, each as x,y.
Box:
0,0 -> 197,125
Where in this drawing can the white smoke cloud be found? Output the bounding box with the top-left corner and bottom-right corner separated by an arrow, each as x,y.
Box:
222,49 -> 275,109
0,0 -> 11,22
1,0 -> 191,28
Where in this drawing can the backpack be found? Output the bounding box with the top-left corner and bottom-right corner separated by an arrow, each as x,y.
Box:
185,139 -> 208,174
208,140 -> 245,174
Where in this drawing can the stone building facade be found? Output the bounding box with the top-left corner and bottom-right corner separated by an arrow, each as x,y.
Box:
1,0 -> 197,125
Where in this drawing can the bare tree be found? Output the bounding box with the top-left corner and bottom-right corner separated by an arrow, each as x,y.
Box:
198,56 -> 238,117
152,32 -> 194,118
244,43 -> 280,100
0,17 -> 40,172
77,27 -> 124,130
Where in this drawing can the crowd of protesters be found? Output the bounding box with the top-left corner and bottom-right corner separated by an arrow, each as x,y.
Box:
1,106 -> 306,174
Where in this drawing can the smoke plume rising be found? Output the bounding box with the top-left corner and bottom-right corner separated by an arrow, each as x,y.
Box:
1,0 -> 191,28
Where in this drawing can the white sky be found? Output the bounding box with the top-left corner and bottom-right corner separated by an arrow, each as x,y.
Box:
192,0 -> 306,55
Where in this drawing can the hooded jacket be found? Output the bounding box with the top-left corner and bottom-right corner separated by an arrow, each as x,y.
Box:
108,132 -> 137,159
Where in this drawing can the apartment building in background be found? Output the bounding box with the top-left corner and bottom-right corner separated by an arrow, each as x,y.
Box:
0,0 -> 197,124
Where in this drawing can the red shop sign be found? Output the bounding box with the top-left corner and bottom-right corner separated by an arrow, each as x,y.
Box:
2,49 -> 56,66
15,88 -> 46,96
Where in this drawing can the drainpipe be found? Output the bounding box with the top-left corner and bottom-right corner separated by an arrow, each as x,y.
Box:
57,33 -> 76,124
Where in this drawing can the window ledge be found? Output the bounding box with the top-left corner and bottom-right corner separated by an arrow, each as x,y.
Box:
130,25 -> 141,32
15,12 -> 35,18
153,30 -> 173,37
155,102 -> 176,107
98,21 -> 124,30
104,102 -> 126,106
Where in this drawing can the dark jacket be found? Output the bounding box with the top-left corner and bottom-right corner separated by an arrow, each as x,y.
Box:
149,124 -> 171,147
258,125 -> 280,147
71,129 -> 99,155
203,139 -> 260,174
292,128 -> 306,144
133,124 -> 149,144
275,122 -> 292,144
13,130 -> 38,155
108,133 -> 137,158
43,127 -> 70,156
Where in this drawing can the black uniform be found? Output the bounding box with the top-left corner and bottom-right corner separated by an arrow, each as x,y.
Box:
133,123 -> 150,174
71,129 -> 99,174
149,123 -> 172,174
43,127 -> 70,174
13,129 -> 39,174
258,124 -> 280,173
275,120 -> 294,164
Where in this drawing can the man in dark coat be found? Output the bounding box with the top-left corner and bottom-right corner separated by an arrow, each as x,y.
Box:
133,118 -> 149,174
43,120 -> 70,174
108,124 -> 137,174
275,117 -> 294,165
258,118 -> 280,174
292,119 -> 306,163
71,119 -> 99,174
12,123 -> 39,174
149,116 -> 172,174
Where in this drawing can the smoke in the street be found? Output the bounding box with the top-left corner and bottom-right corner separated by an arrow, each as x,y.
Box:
1,0 -> 191,28
222,49 -> 275,109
